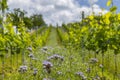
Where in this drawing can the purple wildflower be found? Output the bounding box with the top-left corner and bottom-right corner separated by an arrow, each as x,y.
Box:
47,54 -> 64,61
18,65 -> 27,73
43,61 -> 53,73
93,75 -> 100,80
76,72 -> 87,80
28,53 -> 34,58
27,47 -> 32,52
90,58 -> 98,64
33,68 -> 38,76
42,47 -> 48,51
86,68 -> 91,73
99,64 -> 104,68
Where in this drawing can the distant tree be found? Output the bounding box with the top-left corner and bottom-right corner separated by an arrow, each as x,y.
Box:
9,8 -> 27,27
7,8 -> 28,33
31,14 -> 46,29
0,0 -> 8,15
23,16 -> 33,29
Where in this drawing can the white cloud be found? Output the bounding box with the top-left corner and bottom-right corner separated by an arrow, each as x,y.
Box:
92,4 -> 108,15
88,0 -> 98,5
8,0 -> 107,26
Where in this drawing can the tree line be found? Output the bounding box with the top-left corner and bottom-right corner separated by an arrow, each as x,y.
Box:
0,0 -> 46,32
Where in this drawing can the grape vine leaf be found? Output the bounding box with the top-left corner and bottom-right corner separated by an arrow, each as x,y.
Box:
106,0 -> 112,7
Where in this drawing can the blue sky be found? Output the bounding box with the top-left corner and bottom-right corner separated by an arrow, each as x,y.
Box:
8,0 -> 120,25
77,0 -> 120,12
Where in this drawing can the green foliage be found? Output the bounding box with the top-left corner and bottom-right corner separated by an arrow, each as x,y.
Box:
61,12 -> 120,54
31,14 -> 46,29
110,6 -> 117,12
0,0 -> 8,13
31,26 -> 51,48
8,8 -> 27,27
1,0 -> 120,79
23,17 -> 33,29
106,0 -> 112,7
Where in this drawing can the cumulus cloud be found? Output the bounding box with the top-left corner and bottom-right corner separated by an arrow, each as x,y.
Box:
88,0 -> 98,5
8,0 -> 107,26
92,4 -> 108,15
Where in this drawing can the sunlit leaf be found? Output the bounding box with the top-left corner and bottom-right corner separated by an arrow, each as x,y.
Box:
106,0 -> 112,7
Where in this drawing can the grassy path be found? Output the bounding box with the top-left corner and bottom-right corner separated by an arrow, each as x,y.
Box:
45,28 -> 58,47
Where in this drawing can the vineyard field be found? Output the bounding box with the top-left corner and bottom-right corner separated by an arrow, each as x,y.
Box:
1,0 -> 120,80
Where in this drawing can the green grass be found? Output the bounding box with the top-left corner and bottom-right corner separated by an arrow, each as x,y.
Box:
0,27 -> 120,80
45,27 -> 59,47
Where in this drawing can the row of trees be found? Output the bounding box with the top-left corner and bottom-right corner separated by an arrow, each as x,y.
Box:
8,8 -> 46,30
0,0 -> 46,31
0,1 -> 48,77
